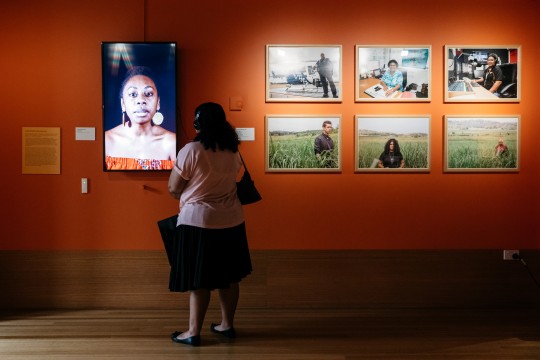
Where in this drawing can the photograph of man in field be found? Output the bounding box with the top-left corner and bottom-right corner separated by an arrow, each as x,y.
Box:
266,116 -> 341,172
445,116 -> 519,172
355,116 -> 430,172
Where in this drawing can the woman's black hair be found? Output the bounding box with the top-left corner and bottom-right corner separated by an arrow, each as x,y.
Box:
193,102 -> 239,152
383,138 -> 401,155
487,53 -> 499,66
387,59 -> 399,67
118,66 -> 159,99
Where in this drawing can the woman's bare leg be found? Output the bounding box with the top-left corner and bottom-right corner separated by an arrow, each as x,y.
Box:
175,288 -> 210,339
215,282 -> 239,330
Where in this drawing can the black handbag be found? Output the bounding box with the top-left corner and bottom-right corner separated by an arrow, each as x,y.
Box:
236,152 -> 262,205
157,214 -> 178,267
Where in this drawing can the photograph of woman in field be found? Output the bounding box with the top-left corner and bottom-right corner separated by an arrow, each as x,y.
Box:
355,116 -> 430,172
266,115 -> 341,172
444,116 -> 520,172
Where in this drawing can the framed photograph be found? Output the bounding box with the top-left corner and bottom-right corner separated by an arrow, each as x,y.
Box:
355,115 -> 431,172
102,42 -> 177,171
444,115 -> 520,172
265,115 -> 341,172
355,45 -> 431,102
445,45 -> 521,102
266,45 -> 342,102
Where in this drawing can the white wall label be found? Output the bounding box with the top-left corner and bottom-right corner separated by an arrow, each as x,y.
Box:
236,128 -> 255,141
76,127 -> 96,141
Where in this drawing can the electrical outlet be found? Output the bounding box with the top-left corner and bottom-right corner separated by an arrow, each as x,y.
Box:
503,250 -> 519,260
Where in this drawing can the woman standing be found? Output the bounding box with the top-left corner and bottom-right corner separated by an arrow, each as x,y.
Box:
167,102 -> 252,346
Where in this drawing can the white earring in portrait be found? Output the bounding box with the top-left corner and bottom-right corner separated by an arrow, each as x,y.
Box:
152,111 -> 164,125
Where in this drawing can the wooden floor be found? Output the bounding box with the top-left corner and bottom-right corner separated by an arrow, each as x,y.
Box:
1,308 -> 539,359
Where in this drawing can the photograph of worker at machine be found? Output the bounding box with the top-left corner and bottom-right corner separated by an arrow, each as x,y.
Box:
266,45 -> 342,102
445,45 -> 520,102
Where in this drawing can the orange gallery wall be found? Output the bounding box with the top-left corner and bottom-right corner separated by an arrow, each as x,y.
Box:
0,0 -> 538,250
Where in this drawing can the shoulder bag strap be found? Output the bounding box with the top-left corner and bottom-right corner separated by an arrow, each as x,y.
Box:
238,151 -> 249,173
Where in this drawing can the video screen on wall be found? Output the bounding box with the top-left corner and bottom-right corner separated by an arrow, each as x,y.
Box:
102,42 -> 177,171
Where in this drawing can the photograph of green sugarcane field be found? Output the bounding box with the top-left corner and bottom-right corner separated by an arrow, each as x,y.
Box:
266,115 -> 341,172
445,116 -> 519,172
355,115 -> 430,172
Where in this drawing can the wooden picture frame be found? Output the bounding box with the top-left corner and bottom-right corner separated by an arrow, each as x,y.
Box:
354,115 -> 431,172
444,115 -> 520,172
265,115 -> 341,172
444,45 -> 521,102
266,45 -> 342,102
355,45 -> 431,102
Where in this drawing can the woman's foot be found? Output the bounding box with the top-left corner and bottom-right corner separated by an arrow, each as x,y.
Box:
171,331 -> 201,346
211,323 -> 236,338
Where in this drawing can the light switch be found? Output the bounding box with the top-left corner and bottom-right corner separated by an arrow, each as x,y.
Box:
81,178 -> 88,194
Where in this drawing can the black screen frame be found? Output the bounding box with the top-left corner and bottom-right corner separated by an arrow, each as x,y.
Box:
101,41 -> 178,171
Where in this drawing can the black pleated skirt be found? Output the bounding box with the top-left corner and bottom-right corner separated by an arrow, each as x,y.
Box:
168,222 -> 252,292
